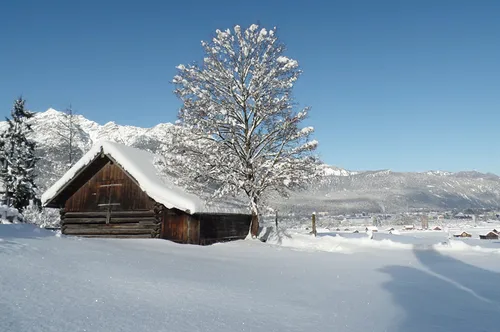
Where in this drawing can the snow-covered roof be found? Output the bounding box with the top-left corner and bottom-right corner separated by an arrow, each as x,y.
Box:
453,231 -> 471,236
480,231 -> 499,236
41,141 -> 249,215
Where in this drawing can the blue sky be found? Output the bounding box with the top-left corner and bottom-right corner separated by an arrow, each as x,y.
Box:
1,0 -> 499,174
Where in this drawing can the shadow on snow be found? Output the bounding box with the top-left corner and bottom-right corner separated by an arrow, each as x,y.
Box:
380,248 -> 500,332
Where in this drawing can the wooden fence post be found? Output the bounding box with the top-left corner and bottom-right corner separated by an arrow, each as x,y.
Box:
421,215 -> 428,230
311,212 -> 317,237
275,210 -> 278,230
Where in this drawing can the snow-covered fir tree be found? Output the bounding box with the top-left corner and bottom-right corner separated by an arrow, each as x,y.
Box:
172,24 -> 319,237
0,98 -> 39,213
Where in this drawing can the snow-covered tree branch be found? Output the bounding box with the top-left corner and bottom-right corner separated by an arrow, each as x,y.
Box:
172,24 -> 320,237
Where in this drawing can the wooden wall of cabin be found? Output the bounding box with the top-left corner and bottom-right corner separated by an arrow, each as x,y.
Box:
64,158 -> 154,212
61,157 -> 159,238
198,214 -> 251,245
160,208 -> 200,244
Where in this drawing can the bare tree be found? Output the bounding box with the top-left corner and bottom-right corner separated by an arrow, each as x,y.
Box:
172,24 -> 319,237
54,105 -> 78,168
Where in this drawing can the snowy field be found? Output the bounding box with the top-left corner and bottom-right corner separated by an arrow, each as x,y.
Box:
2,224 -> 500,332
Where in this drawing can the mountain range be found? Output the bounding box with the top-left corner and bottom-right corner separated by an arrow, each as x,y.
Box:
2,108 -> 499,216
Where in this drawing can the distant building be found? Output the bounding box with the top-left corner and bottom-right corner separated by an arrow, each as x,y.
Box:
421,216 -> 429,230
454,212 -> 472,220
453,231 -> 472,238
479,230 -> 499,240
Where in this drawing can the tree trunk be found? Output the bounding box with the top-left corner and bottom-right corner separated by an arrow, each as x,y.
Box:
250,210 -> 259,238
248,196 -> 259,238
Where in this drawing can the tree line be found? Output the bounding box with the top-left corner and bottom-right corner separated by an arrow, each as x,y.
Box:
0,98 -> 77,216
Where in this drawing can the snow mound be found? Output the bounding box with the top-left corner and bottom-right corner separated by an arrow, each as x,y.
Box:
266,229 -> 500,255
433,240 -> 500,254
266,229 -> 412,253
0,205 -> 23,223
0,224 -> 60,239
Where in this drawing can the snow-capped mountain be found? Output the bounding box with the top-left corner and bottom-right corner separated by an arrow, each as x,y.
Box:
2,108 -> 499,214
281,169 -> 500,216
0,108 -> 180,192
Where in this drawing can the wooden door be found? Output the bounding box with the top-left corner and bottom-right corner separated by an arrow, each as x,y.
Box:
186,217 -> 200,244
162,210 -> 185,242
161,210 -> 200,244
97,183 -> 122,223
161,209 -> 188,243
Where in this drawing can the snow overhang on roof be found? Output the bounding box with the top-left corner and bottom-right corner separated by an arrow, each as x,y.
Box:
41,141 -> 249,215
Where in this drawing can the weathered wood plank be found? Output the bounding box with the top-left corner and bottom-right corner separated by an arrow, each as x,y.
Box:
63,223 -> 158,230
64,159 -> 155,212
63,228 -> 154,235
198,214 -> 251,245
72,234 -> 154,239
64,211 -> 155,218
63,217 -> 157,224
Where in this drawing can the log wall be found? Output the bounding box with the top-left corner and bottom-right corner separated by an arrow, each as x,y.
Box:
198,214 -> 251,245
160,208 -> 200,244
61,210 -> 159,238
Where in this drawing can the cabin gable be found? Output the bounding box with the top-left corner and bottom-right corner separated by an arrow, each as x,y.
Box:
45,154 -> 110,208
65,157 -> 154,212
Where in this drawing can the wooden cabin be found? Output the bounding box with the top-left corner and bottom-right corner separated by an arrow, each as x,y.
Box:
41,141 -> 251,245
453,231 -> 472,238
479,231 -> 499,240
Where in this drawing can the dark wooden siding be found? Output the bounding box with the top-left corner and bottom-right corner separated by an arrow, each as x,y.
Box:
479,232 -> 499,240
61,210 -> 158,238
161,209 -> 200,244
65,158 -> 154,212
198,214 -> 251,245
187,217 -> 200,245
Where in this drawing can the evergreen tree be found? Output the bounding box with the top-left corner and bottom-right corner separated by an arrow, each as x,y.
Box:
0,97 -> 39,213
